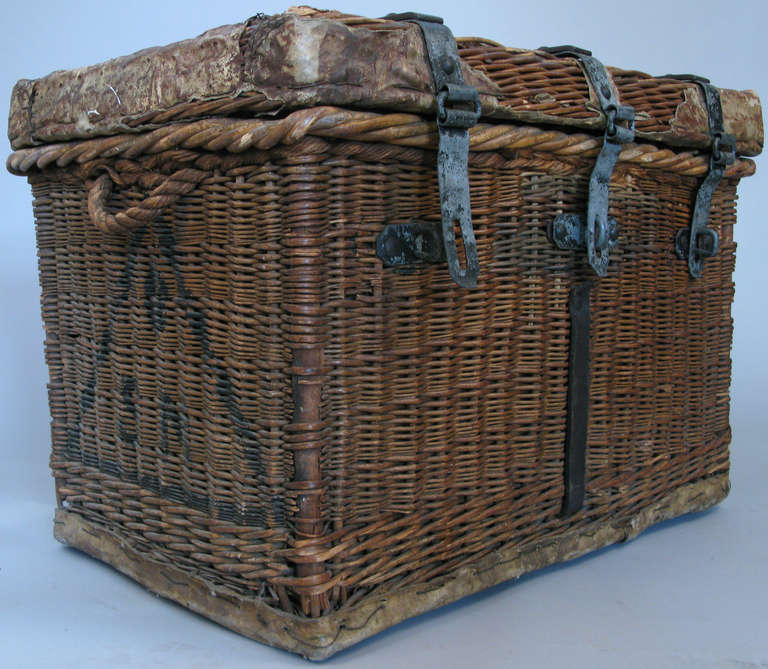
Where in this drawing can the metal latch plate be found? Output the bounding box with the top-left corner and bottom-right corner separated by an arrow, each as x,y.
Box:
550,214 -> 619,253
376,221 -> 445,266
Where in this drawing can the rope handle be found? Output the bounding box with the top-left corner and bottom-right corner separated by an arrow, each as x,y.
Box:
87,168 -> 207,233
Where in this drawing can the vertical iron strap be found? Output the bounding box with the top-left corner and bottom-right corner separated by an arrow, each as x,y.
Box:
562,281 -> 593,516
666,74 -> 735,278
385,12 -> 481,288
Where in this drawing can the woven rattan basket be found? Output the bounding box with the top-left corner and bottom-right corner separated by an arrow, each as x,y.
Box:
7,7 -> 763,659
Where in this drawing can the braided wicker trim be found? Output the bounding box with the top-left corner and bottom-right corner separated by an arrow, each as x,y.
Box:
7,106 -> 756,179
87,169 -> 208,233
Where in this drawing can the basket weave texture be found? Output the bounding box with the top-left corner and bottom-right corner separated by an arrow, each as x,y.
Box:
7,8 -> 761,659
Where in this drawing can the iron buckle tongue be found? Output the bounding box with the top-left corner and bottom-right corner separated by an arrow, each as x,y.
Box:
666,74 -> 735,278
386,13 -> 481,288
543,47 -> 635,277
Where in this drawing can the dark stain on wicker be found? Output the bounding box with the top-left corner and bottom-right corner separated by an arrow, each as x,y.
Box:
59,191 -> 276,526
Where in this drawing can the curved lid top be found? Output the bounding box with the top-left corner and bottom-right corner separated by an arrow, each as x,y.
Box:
7,6 -> 763,156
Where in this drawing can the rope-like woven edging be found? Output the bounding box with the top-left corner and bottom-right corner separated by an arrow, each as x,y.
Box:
87,169 -> 208,233
7,106 -> 756,179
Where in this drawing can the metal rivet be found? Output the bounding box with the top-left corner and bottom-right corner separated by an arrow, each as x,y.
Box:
441,56 -> 455,74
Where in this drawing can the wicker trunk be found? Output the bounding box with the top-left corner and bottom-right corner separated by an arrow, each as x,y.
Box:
7,7 -> 763,659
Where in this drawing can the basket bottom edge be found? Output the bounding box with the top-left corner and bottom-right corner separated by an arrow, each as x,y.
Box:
52,473 -> 730,660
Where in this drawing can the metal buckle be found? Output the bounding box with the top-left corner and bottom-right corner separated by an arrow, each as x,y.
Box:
384,12 -> 481,288
438,83 -> 482,129
545,47 -> 635,277
667,75 -> 734,277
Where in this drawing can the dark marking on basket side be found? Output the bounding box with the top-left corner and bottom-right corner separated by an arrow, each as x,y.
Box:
154,220 -> 274,521
64,231 -> 143,459
63,215 -> 275,525
117,375 -> 138,445
144,261 -> 168,333
211,363 -> 265,478
158,392 -> 182,454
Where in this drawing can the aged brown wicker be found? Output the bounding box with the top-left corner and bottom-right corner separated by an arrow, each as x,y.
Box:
6,7 -> 763,659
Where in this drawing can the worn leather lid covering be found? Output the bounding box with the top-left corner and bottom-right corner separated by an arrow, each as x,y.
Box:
7,6 -> 763,155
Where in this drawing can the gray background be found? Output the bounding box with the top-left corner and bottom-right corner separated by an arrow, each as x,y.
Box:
1,1 -> 766,667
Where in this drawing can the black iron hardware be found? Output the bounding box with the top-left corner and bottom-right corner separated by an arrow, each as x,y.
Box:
542,46 -> 635,276
562,281 -> 593,517
384,11 -> 443,23
665,74 -> 735,278
549,213 -> 619,255
385,12 -> 481,288
376,220 -> 445,266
